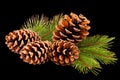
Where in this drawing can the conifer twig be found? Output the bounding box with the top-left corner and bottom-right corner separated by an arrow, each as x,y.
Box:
72,35 -> 117,75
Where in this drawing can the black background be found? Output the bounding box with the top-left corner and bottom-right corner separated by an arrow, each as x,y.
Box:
0,0 -> 120,80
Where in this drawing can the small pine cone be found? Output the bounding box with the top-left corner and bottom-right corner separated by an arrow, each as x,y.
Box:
49,40 -> 80,66
19,41 -> 51,65
5,29 -> 41,53
52,12 -> 90,43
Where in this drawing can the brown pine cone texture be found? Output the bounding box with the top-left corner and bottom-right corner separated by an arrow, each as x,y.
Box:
52,12 -> 90,43
19,41 -> 51,65
49,40 -> 80,66
5,29 -> 41,53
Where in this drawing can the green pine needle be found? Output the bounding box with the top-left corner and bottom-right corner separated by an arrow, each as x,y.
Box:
41,14 -> 63,41
72,35 -> 117,75
72,53 -> 102,75
22,14 -> 48,36
22,14 -> 63,41
80,46 -> 117,65
78,35 -> 115,49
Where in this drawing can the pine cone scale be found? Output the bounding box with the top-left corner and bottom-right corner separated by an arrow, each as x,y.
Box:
59,32 -> 67,37
60,19 -> 69,27
37,51 -> 41,58
65,28 -> 72,34
59,55 -> 64,60
69,56 -> 74,62
65,57 -> 69,64
73,27 -> 80,32
66,38 -> 74,42
53,31 -> 61,38
59,60 -> 64,65
19,40 -> 24,47
55,25 -> 65,32
72,35 -> 80,38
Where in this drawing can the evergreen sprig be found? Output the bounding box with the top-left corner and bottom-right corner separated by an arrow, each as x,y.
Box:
72,35 -> 117,75
22,14 -> 63,41
21,14 -> 117,75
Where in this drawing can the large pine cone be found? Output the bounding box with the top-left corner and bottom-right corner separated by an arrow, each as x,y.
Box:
5,29 -> 41,53
49,40 -> 80,66
52,12 -> 90,43
19,41 -> 51,65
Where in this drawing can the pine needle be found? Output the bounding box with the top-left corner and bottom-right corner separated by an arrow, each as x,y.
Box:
78,35 -> 115,49
72,35 -> 117,75
22,14 -> 48,37
22,14 -> 63,41
72,53 -> 102,75
41,13 -> 63,41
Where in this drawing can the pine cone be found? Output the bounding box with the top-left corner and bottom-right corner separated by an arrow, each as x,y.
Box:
52,12 -> 90,43
49,40 -> 80,66
5,29 -> 41,53
19,41 -> 51,65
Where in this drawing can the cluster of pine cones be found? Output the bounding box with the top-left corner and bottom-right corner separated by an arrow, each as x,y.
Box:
5,12 -> 90,66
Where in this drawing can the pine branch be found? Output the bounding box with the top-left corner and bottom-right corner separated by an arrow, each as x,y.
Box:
72,35 -> 117,75
22,14 -> 63,41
